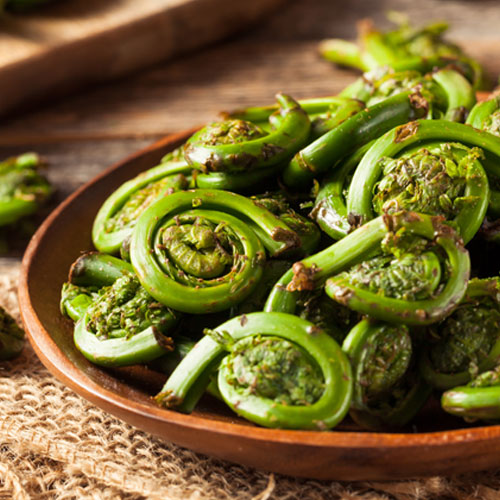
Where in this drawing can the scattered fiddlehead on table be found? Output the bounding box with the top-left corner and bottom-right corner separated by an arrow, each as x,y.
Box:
0,152 -> 52,228
156,312 -> 353,430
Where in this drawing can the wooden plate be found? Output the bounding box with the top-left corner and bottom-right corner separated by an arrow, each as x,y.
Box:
18,130 -> 500,481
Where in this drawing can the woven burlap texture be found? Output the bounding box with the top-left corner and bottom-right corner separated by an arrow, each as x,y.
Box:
3,266 -> 500,500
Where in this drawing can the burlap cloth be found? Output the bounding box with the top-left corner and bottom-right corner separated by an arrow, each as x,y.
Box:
3,266 -> 500,499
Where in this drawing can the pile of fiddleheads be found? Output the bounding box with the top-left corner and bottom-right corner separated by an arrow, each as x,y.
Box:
62,25 -> 500,430
318,13 -> 486,90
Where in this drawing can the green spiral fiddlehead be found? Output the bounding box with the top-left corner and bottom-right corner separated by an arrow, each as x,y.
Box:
0,152 -> 52,227
314,141 -> 488,243
74,273 -> 178,367
266,212 -> 470,326
61,253 -> 133,322
466,94 -> 500,223
61,253 -> 178,367
467,94 -> 500,136
156,312 -> 352,430
420,277 -> 500,390
61,283 -> 98,322
130,189 -> 316,314
92,153 -> 191,254
311,70 -> 478,241
342,319 -> 430,429
311,142 -> 369,240
185,94 -> 311,190
318,15 -> 485,89
0,306 -> 25,361
347,120 -> 500,244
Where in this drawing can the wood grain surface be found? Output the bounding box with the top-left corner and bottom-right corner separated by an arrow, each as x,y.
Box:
1,0 -> 500,270
0,0 -> 285,116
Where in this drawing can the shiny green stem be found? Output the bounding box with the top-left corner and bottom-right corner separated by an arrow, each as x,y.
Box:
283,91 -> 429,188
156,312 -> 352,430
184,93 -> 311,174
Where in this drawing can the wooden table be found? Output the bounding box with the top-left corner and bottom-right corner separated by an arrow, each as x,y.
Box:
1,0 -> 500,271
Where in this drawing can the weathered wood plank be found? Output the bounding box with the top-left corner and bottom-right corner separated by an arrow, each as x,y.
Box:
1,37 -> 498,146
0,0 -> 286,116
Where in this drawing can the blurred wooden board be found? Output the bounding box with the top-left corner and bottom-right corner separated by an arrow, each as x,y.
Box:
0,0 -> 285,116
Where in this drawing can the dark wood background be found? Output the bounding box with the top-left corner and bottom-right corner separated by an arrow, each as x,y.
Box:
2,0 -> 500,270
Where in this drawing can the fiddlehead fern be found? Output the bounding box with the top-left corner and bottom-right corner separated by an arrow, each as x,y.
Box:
466,94 -> 500,221
266,212 -> 470,326
310,142 -> 369,240
61,253 -> 133,322
467,94 -> 500,136
341,68 -> 475,121
347,119 -> 500,243
342,319 -> 430,429
74,273 -> 178,367
0,152 -> 52,227
318,14 -> 485,89
130,188 -> 316,314
92,152 -> 191,254
185,94 -> 311,190
156,312 -> 352,430
0,306 -> 24,361
61,283 -> 99,322
325,217 -> 469,325
60,252 -> 178,366
420,277 -> 500,390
